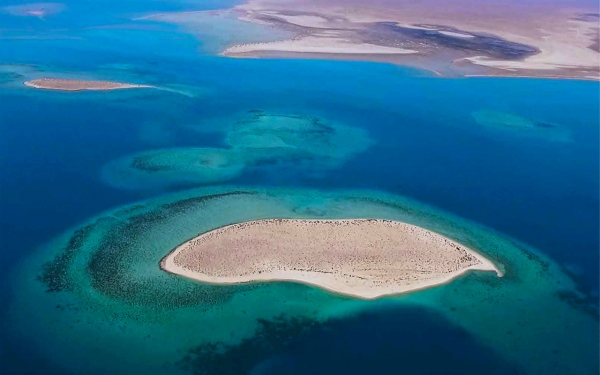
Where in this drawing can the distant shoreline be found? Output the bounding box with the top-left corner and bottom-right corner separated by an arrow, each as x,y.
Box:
160,218 -> 503,299
207,0 -> 600,80
24,78 -> 153,91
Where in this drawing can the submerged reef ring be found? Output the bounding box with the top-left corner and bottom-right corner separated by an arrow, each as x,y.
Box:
16,186 -> 598,375
102,110 -> 374,190
101,148 -> 247,190
161,218 -> 502,299
223,112 -> 373,169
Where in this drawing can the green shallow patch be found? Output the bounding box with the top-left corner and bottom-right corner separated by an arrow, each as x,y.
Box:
471,109 -> 571,142
8,186 -> 599,375
101,148 -> 247,190
101,110 -> 374,190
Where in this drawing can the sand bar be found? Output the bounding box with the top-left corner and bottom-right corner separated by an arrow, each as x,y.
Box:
161,218 -> 502,299
24,78 -> 152,91
224,36 -> 417,55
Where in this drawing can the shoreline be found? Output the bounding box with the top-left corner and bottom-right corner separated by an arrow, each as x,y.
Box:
219,50 -> 600,81
160,218 -> 503,300
160,259 -> 501,300
463,73 -> 600,82
207,0 -> 600,80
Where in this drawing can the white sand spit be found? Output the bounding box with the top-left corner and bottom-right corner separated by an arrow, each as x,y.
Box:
24,78 -> 152,91
161,219 -> 502,299
224,36 -> 417,55
438,30 -> 475,38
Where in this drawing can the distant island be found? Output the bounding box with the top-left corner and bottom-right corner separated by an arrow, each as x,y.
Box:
24,78 -> 153,91
161,218 -> 502,299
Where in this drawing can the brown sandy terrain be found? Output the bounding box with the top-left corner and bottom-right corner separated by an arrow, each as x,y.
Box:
161,219 -> 502,299
216,0 -> 599,79
24,78 -> 153,91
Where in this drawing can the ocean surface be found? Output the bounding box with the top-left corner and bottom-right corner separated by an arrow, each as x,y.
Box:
0,1 -> 598,375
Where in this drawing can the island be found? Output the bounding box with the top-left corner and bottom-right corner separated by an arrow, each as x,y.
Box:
24,78 -> 153,91
160,218 -> 502,299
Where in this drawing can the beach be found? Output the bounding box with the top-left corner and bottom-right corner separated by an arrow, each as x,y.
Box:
161,218 -> 501,299
24,78 -> 152,91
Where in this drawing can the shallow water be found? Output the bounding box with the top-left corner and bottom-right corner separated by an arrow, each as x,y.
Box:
4,187 -> 597,375
0,1 -> 598,374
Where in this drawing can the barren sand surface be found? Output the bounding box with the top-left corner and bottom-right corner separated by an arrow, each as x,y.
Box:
225,36 -> 417,55
24,78 -> 152,91
218,0 -> 600,79
161,219 -> 502,299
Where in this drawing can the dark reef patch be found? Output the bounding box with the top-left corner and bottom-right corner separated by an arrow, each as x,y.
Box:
177,315 -> 318,375
37,223 -> 97,293
159,191 -> 255,215
36,190 -> 260,308
84,191 -> 258,308
532,121 -> 556,129
177,307 -> 524,375
556,290 -> 599,321
556,264 -> 600,320
112,203 -> 147,218
0,71 -> 24,84
131,155 -> 174,172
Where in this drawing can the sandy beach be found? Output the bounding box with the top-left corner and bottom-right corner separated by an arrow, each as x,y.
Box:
161,218 -> 502,299
24,78 -> 152,91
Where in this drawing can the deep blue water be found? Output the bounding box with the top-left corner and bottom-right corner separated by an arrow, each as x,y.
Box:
0,1 -> 598,374
1,74 -> 597,279
1,68 -> 598,375
178,304 -> 526,375
282,306 -> 523,375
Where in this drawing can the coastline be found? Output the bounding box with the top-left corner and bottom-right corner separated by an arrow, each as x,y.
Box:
463,73 -> 600,81
203,0 -> 600,80
160,218 -> 503,300
219,50 -> 600,81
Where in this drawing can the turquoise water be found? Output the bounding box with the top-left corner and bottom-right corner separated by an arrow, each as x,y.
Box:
1,1 -> 598,374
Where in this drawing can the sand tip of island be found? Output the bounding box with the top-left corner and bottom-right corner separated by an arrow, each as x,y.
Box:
161,218 -> 502,299
24,78 -> 153,91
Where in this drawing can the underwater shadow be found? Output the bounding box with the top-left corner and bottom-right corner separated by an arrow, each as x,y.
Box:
179,304 -> 524,375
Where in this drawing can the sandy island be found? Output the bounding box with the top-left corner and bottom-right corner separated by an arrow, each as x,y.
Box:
161,219 -> 502,299
24,78 -> 153,91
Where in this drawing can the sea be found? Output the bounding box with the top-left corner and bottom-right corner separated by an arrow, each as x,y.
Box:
0,1 -> 598,375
